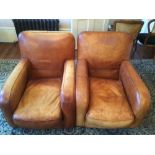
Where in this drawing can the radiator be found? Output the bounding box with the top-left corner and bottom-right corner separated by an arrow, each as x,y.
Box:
12,19 -> 59,36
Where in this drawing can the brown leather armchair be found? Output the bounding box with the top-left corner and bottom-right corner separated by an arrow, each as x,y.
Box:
0,31 -> 75,129
76,32 -> 151,128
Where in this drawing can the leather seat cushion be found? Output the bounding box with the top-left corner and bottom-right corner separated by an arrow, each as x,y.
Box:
89,68 -> 119,80
13,78 -> 62,128
85,78 -> 134,128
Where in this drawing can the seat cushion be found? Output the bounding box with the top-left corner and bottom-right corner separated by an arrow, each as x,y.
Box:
85,78 -> 134,128
13,78 -> 62,128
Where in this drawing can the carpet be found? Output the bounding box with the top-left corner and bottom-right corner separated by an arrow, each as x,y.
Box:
0,59 -> 155,135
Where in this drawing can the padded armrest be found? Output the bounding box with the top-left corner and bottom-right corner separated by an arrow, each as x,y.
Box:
61,60 -> 75,128
120,61 -> 151,126
0,59 -> 30,126
76,59 -> 89,126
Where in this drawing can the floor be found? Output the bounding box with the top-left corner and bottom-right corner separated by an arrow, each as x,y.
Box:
0,42 -> 21,59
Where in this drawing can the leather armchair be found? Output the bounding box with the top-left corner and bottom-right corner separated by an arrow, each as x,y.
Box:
0,31 -> 75,129
76,32 -> 151,128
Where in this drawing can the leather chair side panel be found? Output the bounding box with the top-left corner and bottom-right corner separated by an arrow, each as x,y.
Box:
0,59 -> 30,127
76,59 -> 90,126
120,61 -> 151,127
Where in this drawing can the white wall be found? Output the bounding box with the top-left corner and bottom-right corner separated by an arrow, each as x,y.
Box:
71,19 -> 111,48
0,19 -> 71,42
0,19 -> 17,42
0,19 -> 112,43
0,19 -> 117,43
59,19 -> 71,31
0,19 -> 14,27
1,19 -> 150,43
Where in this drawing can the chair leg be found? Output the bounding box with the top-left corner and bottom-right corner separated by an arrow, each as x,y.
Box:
153,52 -> 155,63
131,40 -> 138,59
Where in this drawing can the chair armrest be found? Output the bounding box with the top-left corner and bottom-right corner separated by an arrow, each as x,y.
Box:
76,59 -> 89,126
120,61 -> 151,126
61,60 -> 75,128
0,59 -> 30,126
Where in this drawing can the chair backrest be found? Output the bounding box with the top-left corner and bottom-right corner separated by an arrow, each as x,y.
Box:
113,20 -> 144,40
78,32 -> 133,79
78,31 -> 133,68
19,31 -> 75,78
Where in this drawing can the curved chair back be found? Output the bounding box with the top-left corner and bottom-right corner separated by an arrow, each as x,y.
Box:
19,31 -> 75,78
78,31 -> 133,70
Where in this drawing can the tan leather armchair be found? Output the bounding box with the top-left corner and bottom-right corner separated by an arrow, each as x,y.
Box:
0,31 -> 75,129
76,32 -> 151,128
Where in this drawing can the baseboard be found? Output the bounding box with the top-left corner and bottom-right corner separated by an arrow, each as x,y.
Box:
0,27 -> 18,42
60,28 -> 71,32
0,27 -> 71,43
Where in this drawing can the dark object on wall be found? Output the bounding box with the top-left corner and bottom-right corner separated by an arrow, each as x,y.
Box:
12,19 -> 59,36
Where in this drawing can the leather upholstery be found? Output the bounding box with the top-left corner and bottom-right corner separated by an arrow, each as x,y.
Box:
0,31 -> 151,129
76,59 -> 89,126
85,78 -> 134,128
19,31 -> 75,78
61,60 -> 75,128
120,61 -> 151,127
76,32 -> 151,128
0,31 -> 75,128
89,68 -> 119,80
13,78 -> 62,128
0,59 -> 30,127
78,32 -> 133,71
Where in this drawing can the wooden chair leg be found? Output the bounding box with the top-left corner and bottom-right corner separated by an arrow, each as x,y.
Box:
131,40 -> 138,59
153,52 -> 155,63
